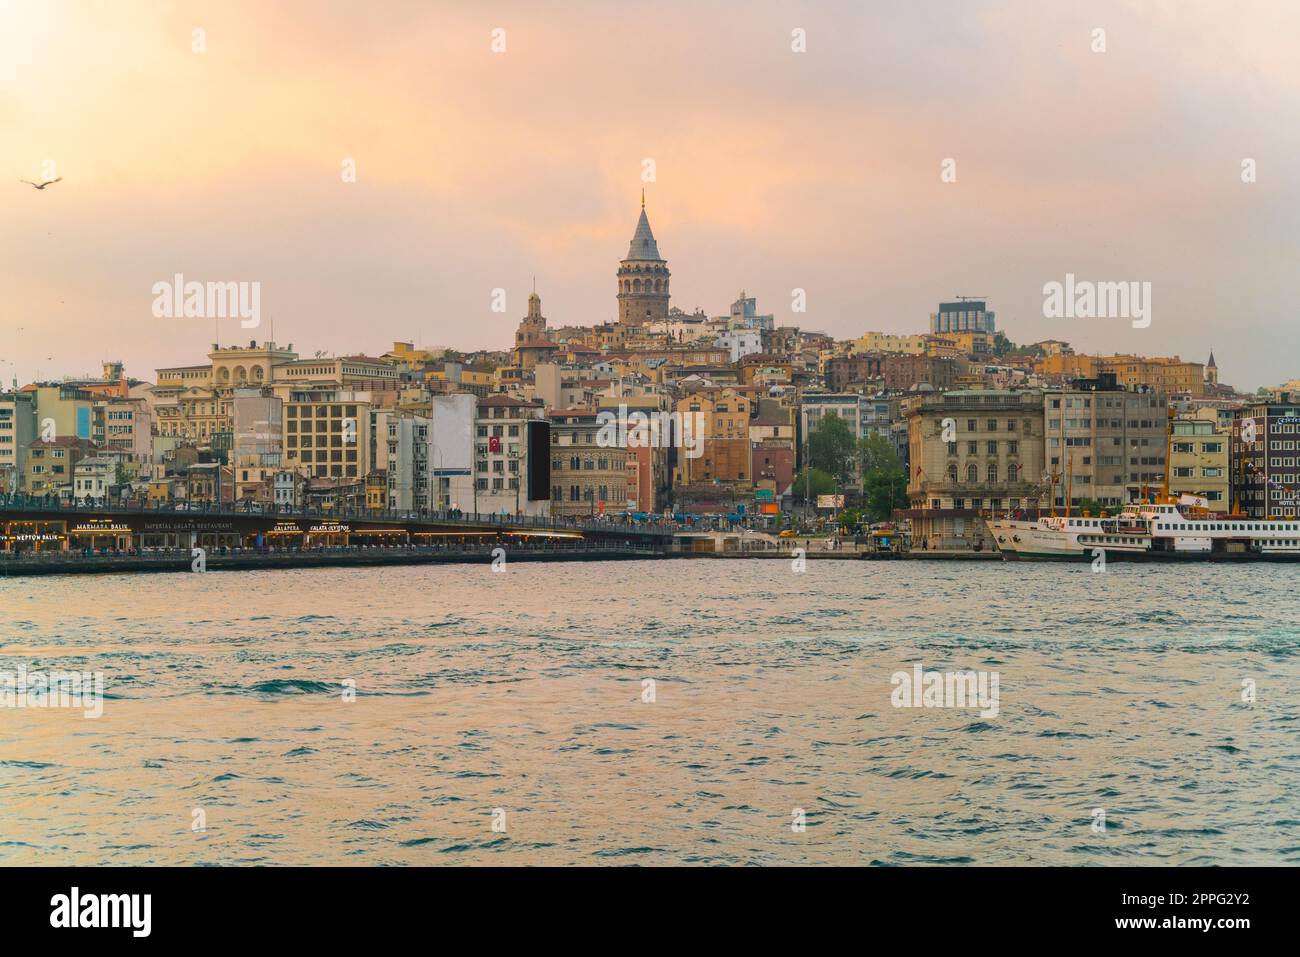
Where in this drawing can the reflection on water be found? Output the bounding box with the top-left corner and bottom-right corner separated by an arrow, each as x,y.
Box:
1,561 -> 1297,865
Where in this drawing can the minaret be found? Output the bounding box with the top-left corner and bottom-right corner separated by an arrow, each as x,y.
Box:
616,191 -> 670,326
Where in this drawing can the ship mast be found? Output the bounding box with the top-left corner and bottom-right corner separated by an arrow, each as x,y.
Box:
1161,405 -> 1173,503
1065,449 -> 1072,518
1054,396 -> 1066,517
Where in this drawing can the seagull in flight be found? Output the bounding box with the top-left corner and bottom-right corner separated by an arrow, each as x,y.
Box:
20,177 -> 62,190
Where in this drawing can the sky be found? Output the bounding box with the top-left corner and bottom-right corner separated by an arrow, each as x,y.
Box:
2,0 -> 1299,389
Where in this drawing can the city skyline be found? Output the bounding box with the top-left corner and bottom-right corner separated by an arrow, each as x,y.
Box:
5,0 -> 1300,389
2,0 -> 1298,893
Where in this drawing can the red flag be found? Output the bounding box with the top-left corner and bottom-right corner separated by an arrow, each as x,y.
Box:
488,436 -> 501,453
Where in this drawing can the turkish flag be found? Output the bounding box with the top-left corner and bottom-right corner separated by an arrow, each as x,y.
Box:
488,436 -> 501,453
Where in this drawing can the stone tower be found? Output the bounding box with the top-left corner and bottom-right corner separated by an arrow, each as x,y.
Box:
514,288 -> 557,370
1205,350 -> 1218,386
616,192 -> 670,326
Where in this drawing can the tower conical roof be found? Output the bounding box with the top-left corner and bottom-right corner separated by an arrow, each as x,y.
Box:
625,208 -> 662,261
1207,350 -> 1217,367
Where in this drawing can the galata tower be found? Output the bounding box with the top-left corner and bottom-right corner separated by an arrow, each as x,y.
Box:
616,191 -> 670,326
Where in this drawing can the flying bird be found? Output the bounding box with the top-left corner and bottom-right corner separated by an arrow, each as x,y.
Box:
20,177 -> 62,190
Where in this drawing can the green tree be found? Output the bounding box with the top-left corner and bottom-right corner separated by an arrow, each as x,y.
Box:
791,467 -> 838,504
993,332 -> 1045,358
859,432 -> 908,522
807,413 -> 856,483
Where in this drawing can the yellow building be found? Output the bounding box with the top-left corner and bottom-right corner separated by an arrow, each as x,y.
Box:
1035,354 -> 1205,394
283,389 -> 373,481
923,335 -> 962,358
673,388 -> 752,487
1099,356 -> 1206,395
950,330 -> 995,355
1169,409 -> 1229,507
1035,354 -> 1098,379
850,332 -> 927,355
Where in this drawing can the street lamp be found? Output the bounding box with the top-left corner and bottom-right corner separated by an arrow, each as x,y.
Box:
510,449 -> 520,516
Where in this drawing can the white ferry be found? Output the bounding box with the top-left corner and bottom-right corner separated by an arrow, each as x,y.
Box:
987,496 -> 1300,561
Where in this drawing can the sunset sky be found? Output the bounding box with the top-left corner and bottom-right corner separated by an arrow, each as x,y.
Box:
3,0 -> 1299,388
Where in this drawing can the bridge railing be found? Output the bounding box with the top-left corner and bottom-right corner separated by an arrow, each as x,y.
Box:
0,540 -> 661,563
0,495 -> 676,537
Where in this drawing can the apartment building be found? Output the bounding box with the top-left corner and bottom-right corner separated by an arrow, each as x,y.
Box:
850,332 -> 927,356
474,394 -> 547,516
930,300 -> 995,335
673,387 -> 752,487
24,437 -> 93,497
282,390 -> 373,481
1233,394 -> 1300,518
905,390 -> 1045,548
1099,356 -> 1205,396
1169,410 -> 1229,506
1044,375 -> 1168,508
800,393 -> 891,443
548,408 -> 628,517
153,386 -> 228,441
102,398 -> 153,461
374,409 -> 430,511
0,391 -> 37,493
30,385 -> 95,444
73,457 -> 115,502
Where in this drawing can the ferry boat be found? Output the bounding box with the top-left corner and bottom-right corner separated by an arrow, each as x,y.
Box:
988,496 -> 1300,561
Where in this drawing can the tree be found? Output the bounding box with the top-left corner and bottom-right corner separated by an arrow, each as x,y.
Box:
859,432 -> 908,522
993,331 -> 1045,358
837,507 -> 866,534
807,413 -> 856,484
791,468 -> 838,504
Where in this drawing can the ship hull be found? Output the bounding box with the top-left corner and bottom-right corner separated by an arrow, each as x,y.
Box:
987,518 -> 1300,562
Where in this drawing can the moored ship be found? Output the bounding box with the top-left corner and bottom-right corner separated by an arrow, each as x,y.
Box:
988,496 -> 1300,561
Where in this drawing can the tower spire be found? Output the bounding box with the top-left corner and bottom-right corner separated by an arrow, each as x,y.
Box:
641,188 -> 645,209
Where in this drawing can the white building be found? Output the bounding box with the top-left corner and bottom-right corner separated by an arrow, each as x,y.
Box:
273,470 -> 302,508
74,457 -> 114,502
374,409 -> 430,511
474,394 -> 549,517
429,393 -> 476,512
715,330 -> 764,363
